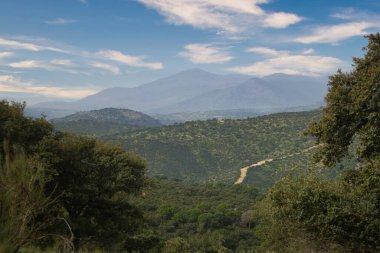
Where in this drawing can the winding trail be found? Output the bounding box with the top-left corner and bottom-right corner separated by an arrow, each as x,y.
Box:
234,145 -> 322,185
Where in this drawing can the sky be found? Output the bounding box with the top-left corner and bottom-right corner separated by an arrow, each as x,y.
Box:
0,0 -> 379,103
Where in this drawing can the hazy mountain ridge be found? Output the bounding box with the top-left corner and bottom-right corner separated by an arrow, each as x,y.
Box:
29,69 -> 327,118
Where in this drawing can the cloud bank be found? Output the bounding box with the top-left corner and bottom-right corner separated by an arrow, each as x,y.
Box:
228,47 -> 342,77
0,74 -> 97,99
137,0 -> 302,34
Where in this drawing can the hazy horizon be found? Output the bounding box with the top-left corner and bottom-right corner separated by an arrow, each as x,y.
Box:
1,0 -> 379,104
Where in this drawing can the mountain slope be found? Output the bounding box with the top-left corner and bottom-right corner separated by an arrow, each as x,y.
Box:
163,75 -> 327,113
163,78 -> 280,112
262,74 -> 328,106
53,108 -> 161,135
105,110 -> 322,188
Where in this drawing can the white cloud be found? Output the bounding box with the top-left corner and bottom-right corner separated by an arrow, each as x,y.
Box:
179,43 -> 233,64
0,75 -> 14,82
50,59 -> 74,66
79,0 -> 88,5
7,60 -> 87,75
136,0 -> 302,33
97,50 -> 163,70
45,18 -> 78,25
0,52 -> 14,59
0,74 -> 97,99
330,8 -> 380,22
294,22 -> 378,44
0,37 -> 164,72
89,61 -> 120,75
227,48 -> 342,77
263,12 -> 302,29
331,8 -> 359,21
302,48 -> 315,55
0,38 -> 64,52
9,60 -> 45,69
247,47 -> 289,57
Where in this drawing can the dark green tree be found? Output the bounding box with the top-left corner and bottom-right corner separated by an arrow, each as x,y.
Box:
36,133 -> 146,250
308,33 -> 380,166
0,100 -> 52,163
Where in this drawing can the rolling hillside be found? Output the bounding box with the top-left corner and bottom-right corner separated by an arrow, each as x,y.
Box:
105,110 -> 323,188
53,108 -> 162,136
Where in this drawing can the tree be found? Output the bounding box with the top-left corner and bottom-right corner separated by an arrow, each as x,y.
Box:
240,210 -> 255,229
308,33 -> 380,166
36,133 -> 146,251
0,100 -> 52,164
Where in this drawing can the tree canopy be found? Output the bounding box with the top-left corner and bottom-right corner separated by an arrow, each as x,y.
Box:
308,33 -> 380,166
0,100 -> 147,252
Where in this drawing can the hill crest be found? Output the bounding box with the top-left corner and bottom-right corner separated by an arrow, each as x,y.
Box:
53,108 -> 161,126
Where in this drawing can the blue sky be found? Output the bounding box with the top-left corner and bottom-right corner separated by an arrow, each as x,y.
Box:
0,0 -> 379,103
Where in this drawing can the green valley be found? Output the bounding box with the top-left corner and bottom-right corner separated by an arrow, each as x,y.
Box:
105,110 -> 321,189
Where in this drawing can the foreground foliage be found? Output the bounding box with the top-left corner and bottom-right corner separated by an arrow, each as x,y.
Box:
254,166 -> 380,252
36,133 -> 146,251
0,100 -> 146,252
255,34 -> 380,253
0,153 -> 72,253
308,33 -> 380,167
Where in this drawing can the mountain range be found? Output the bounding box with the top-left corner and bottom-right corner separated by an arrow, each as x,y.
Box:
27,69 -> 328,118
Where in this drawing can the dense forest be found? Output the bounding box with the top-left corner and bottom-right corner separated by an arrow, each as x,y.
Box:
1,34 -> 380,252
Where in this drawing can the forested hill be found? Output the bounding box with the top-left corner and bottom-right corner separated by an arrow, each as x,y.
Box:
53,108 -> 162,135
106,110 -> 322,188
